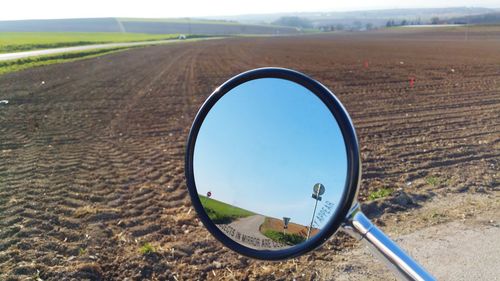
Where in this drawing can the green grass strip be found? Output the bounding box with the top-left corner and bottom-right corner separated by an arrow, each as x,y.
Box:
0,32 -> 184,53
263,230 -> 305,245
199,195 -> 255,224
0,37 -> 220,76
0,47 -> 131,76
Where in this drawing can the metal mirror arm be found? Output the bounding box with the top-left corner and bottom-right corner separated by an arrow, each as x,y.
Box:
342,203 -> 436,281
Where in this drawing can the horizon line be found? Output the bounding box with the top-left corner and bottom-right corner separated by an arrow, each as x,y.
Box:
1,6 -> 498,22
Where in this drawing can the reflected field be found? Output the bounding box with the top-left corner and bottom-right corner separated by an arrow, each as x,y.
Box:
200,194 -> 319,249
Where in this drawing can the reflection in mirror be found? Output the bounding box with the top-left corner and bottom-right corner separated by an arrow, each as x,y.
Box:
194,78 -> 347,250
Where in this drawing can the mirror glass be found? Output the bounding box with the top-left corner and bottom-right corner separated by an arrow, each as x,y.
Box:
193,78 -> 348,250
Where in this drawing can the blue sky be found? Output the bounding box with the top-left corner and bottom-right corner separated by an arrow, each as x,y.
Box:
193,78 -> 348,228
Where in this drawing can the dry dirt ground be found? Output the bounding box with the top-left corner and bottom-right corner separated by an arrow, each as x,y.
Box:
0,28 -> 499,280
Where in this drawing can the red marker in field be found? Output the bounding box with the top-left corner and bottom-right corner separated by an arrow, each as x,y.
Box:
409,77 -> 415,88
207,191 -> 212,198
363,60 -> 369,69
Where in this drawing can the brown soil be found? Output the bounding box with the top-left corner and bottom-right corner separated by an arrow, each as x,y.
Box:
0,27 -> 499,280
260,217 -> 319,238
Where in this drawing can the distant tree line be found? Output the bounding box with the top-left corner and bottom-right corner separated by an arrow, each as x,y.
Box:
318,22 -> 376,32
318,24 -> 345,32
272,16 -> 313,29
386,17 -> 428,27
446,12 -> 500,25
275,11 -> 500,33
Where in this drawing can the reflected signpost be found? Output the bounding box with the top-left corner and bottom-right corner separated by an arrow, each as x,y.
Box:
307,183 -> 325,239
283,217 -> 290,234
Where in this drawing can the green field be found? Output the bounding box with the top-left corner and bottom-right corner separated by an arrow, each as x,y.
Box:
199,195 -> 255,224
0,32 -> 182,53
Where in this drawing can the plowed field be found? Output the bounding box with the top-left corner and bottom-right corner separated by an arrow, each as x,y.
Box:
0,29 -> 499,280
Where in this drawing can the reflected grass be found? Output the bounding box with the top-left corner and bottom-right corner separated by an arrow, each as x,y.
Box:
199,195 -> 255,224
262,230 -> 305,245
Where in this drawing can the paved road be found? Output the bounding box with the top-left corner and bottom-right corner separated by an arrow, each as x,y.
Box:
217,215 -> 289,250
398,219 -> 500,281
0,38 -> 216,61
336,218 -> 500,281
229,215 -> 269,241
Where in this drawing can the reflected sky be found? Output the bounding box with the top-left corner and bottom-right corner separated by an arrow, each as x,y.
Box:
194,78 -> 347,228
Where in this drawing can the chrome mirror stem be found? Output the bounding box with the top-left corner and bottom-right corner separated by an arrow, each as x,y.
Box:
342,203 -> 436,281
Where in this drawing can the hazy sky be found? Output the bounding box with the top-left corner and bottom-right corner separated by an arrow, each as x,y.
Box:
1,0 -> 499,20
193,78 -> 348,228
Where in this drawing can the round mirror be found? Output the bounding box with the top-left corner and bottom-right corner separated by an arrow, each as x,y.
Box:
186,68 -> 360,260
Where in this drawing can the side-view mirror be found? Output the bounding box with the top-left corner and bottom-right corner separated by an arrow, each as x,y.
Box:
185,68 -> 435,281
